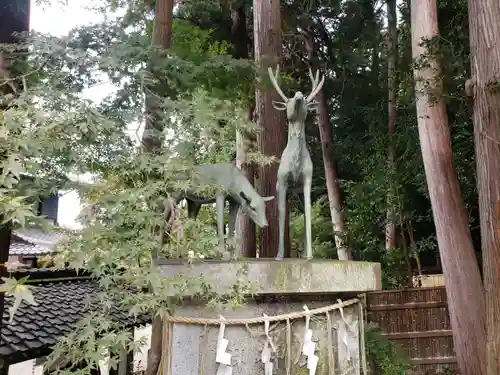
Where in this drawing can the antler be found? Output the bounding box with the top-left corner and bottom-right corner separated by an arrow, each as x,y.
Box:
306,67 -> 325,102
267,65 -> 288,102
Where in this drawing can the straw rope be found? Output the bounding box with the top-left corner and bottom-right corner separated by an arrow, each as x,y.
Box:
157,297 -> 365,375
163,298 -> 359,325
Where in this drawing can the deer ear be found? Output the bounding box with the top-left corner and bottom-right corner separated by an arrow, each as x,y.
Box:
262,196 -> 274,202
307,100 -> 319,112
239,191 -> 252,205
272,100 -> 287,111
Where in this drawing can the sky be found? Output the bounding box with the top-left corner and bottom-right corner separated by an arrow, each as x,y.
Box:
31,1 -> 124,229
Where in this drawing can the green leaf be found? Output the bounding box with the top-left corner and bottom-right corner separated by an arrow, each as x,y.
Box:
0,278 -> 37,323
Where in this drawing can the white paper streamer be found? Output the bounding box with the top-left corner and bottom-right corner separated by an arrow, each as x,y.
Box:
337,299 -> 355,361
261,314 -> 274,375
216,316 -> 233,373
301,305 -> 318,375
308,354 -> 319,374
302,305 -> 312,355
216,364 -> 233,375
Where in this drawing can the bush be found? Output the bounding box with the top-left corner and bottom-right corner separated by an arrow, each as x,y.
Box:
366,324 -> 410,375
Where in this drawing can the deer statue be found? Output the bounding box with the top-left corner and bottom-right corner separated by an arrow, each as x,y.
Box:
267,65 -> 325,260
168,163 -> 274,253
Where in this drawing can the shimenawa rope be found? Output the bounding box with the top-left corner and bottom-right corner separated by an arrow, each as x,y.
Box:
163,298 -> 360,325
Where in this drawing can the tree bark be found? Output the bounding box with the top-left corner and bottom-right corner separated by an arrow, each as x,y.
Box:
467,0 -> 500,373
407,221 -> 423,285
235,119 -> 257,257
0,224 -> 10,336
230,5 -> 250,60
385,0 -> 398,251
142,1 -> 174,375
399,225 -> 413,287
410,2 -> 486,375
231,4 -> 256,257
303,27 -> 351,261
142,0 -> 174,153
146,315 -> 163,375
253,0 -> 288,258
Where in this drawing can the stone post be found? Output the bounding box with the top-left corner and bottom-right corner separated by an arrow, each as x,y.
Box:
158,259 -> 381,375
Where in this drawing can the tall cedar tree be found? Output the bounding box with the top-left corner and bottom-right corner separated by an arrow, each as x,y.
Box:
467,0 -> 500,373
302,26 -> 351,260
385,0 -> 397,251
253,0 -> 288,257
231,3 -> 257,257
142,1 -> 174,375
410,1 -> 486,374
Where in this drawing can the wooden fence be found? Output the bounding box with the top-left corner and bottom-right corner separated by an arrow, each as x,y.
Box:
366,286 -> 457,374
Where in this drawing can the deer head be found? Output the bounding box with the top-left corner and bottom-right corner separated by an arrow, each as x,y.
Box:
239,191 -> 274,228
267,65 -> 325,123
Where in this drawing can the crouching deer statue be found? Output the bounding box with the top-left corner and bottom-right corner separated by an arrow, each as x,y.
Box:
268,65 -> 325,260
169,163 -> 274,253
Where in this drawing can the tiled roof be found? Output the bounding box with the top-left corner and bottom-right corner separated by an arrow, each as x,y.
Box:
8,242 -> 52,256
13,228 -> 67,249
1,278 -> 150,363
12,268 -> 90,278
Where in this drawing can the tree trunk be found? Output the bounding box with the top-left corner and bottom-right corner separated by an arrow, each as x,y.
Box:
410,2 -> 486,375
230,5 -> 250,60
142,0 -> 174,153
142,1 -> 174,375
146,315 -> 163,375
385,0 -> 398,251
253,0 -> 288,258
467,0 -> 500,373
407,221 -> 423,286
231,4 -> 256,258
399,225 -> 413,287
235,118 -> 257,257
302,27 -> 351,261
0,224 -> 10,335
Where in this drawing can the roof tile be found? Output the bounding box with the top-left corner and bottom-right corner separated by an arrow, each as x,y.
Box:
13,228 -> 67,249
8,242 -> 52,256
1,279 -> 150,361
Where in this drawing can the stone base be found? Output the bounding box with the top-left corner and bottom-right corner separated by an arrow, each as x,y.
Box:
171,298 -> 362,375
159,259 -> 382,295
158,259 -> 381,375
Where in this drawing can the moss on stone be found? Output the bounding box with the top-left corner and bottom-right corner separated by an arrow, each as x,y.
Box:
315,335 -> 332,375
290,364 -> 310,375
272,262 -> 291,292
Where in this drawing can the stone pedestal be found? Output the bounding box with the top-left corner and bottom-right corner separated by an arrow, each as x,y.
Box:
159,259 -> 381,375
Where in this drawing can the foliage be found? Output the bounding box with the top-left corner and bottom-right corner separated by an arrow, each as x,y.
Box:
47,314 -> 147,375
290,197 -> 336,258
0,0 -> 480,371
0,276 -> 37,323
0,2 -> 267,372
366,324 -> 410,375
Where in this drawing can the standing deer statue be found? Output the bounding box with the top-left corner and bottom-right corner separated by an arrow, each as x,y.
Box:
268,65 -> 325,260
168,163 -> 274,253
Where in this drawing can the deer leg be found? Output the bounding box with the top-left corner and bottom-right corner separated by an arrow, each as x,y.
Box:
228,201 -> 239,238
164,194 -> 183,223
227,201 -> 240,258
215,193 -> 226,252
276,177 -> 288,260
187,200 -> 202,219
303,175 -> 313,260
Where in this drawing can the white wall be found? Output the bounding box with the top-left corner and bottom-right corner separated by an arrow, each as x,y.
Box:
8,360 -> 42,375
7,325 -> 152,375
